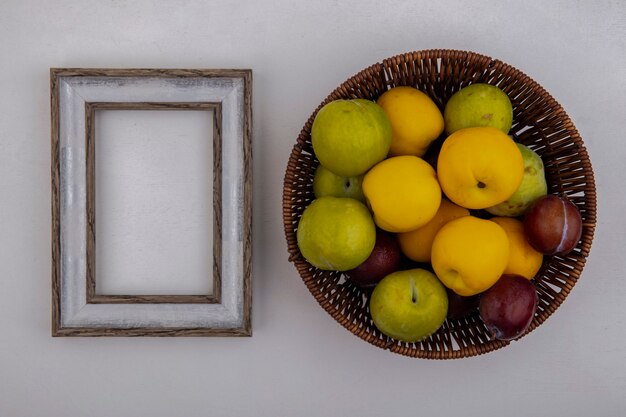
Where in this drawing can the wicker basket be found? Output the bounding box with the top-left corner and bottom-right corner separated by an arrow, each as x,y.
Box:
282,49 -> 597,359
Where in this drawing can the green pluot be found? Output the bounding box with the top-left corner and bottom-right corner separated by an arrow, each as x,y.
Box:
297,197 -> 376,271
369,269 -> 448,342
312,99 -> 392,177
444,83 -> 513,135
486,143 -> 548,217
312,165 -> 365,203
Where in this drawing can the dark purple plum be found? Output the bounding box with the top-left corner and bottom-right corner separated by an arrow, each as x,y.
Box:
479,274 -> 538,341
446,288 -> 479,320
523,195 -> 582,255
345,229 -> 401,287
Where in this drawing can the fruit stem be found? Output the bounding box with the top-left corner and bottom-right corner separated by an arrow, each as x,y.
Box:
410,278 -> 418,304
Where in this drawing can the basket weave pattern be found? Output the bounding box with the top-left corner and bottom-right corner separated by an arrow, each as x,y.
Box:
283,50 -> 597,359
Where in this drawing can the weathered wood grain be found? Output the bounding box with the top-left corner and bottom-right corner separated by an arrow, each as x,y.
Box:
84,101 -> 222,305
50,68 -> 252,79
50,69 -> 62,337
53,326 -> 252,337
51,68 -> 253,337
241,70 -> 253,336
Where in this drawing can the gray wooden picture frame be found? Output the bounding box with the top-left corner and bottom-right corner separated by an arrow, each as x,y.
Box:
51,68 -> 252,336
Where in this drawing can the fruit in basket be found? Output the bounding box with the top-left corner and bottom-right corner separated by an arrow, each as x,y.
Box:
377,86 -> 444,157
397,199 -> 469,263
490,217 -> 543,280
431,216 -> 509,296
297,197 -> 376,271
486,143 -> 548,216
444,83 -> 513,135
437,127 -> 524,209
523,195 -> 583,255
362,156 -> 441,233
446,288 -> 480,320
311,99 -> 392,177
313,165 -> 365,202
479,274 -> 538,341
346,229 -> 401,287
369,268 -> 448,342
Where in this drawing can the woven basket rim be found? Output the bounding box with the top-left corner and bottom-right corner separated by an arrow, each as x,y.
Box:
283,49 -> 597,359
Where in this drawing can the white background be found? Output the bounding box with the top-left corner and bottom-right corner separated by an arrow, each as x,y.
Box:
1,1 -> 625,416
95,110 -> 214,296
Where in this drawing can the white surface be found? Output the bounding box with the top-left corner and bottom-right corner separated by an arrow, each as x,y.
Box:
95,109 -> 214,296
55,73 -> 246,328
0,0 -> 624,415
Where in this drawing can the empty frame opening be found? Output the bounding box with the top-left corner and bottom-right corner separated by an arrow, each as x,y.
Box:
94,109 -> 214,296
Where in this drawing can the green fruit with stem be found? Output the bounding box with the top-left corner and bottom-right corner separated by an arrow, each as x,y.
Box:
369,268 -> 448,342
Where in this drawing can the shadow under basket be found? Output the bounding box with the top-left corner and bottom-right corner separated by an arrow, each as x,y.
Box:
282,49 -> 597,359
